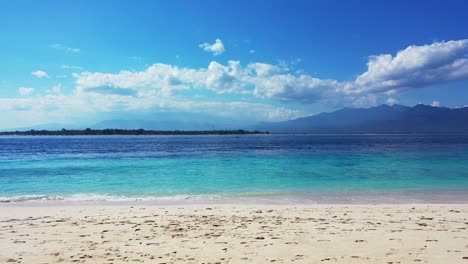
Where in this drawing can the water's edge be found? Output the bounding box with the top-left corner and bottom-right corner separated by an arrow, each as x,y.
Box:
2,190 -> 468,206
2,135 -> 468,205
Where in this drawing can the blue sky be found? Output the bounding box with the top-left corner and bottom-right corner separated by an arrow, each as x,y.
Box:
1,0 -> 468,129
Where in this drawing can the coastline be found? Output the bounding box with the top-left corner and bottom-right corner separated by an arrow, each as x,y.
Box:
1,204 -> 467,263
2,134 -> 468,263
2,189 -> 468,206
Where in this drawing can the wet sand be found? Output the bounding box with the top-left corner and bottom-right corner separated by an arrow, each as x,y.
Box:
1,204 -> 467,263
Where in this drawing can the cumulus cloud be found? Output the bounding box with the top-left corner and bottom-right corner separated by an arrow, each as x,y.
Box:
61,39 -> 468,108
32,70 -> 49,78
199,39 -> 225,56
386,97 -> 399,105
72,60 -> 342,104
248,63 -> 281,77
164,101 -> 303,121
3,39 -> 468,128
74,61 -> 247,95
18,87 -> 35,96
431,101 -> 441,107
352,39 -> 468,94
50,44 -> 80,53
0,91 -> 304,124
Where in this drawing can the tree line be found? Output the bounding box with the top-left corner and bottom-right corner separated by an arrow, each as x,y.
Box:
0,128 -> 269,136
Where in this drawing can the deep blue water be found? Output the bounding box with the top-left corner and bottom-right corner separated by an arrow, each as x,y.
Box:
1,134 -> 468,203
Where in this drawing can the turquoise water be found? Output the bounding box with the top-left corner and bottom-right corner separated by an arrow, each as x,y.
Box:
1,135 -> 468,203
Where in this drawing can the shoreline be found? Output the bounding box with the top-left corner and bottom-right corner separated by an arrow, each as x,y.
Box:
2,190 -> 468,206
2,201 -> 468,208
1,204 -> 467,263
4,200 -> 468,207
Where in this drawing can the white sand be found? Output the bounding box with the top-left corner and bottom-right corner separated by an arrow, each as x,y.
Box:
0,204 -> 467,263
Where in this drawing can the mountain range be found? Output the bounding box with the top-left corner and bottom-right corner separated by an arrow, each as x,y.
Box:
91,112 -> 255,131
4,104 -> 468,134
255,104 -> 468,133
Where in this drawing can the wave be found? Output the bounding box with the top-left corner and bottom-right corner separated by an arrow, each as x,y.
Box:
2,190 -> 468,204
0,193 -> 223,204
0,195 -> 64,203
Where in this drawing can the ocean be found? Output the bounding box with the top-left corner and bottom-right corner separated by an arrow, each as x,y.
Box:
1,134 -> 468,204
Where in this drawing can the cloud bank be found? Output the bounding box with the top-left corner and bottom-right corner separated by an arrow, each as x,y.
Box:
2,39 -> 468,128
74,40 -> 468,105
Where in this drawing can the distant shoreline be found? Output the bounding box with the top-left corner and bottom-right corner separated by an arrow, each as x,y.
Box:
0,129 -> 269,136
1,132 -> 467,136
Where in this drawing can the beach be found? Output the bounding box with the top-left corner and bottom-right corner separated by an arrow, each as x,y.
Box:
2,0 -> 468,262
1,204 -> 467,263
1,135 -> 468,263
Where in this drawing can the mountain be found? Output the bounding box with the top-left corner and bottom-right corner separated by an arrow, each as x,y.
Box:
3,112 -> 254,132
92,112 -> 254,131
92,119 -> 232,130
256,104 -> 468,133
4,105 -> 467,134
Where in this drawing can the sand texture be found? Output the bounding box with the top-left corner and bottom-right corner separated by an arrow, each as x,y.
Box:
0,204 -> 467,263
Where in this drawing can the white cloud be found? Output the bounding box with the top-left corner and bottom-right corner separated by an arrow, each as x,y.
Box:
50,44 -> 80,53
248,62 -> 281,77
44,39 -> 468,108
349,94 -> 379,108
251,73 -> 342,103
0,91 -> 304,125
386,97 -> 398,105
18,87 -> 35,96
164,101 -> 304,121
32,70 -> 49,78
352,40 -> 468,94
72,60 -> 338,102
68,39 -> 468,107
199,39 -> 225,56
74,61 -> 246,95
431,101 -> 441,107
62,65 -> 82,70
52,84 -> 62,94
4,39 -> 468,128
249,49 -> 255,54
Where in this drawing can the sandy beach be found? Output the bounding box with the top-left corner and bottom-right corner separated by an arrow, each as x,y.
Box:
0,204 -> 467,263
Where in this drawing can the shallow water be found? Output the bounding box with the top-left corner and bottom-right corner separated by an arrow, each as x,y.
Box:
1,134 -> 468,204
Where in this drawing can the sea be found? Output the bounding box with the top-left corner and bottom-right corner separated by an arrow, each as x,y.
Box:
1,134 -> 468,204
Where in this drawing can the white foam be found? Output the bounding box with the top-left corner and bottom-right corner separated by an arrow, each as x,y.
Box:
2,191 -> 468,205
0,193 -> 223,204
0,195 -> 64,203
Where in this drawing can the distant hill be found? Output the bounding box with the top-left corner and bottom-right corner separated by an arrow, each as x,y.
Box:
4,105 -> 468,134
2,123 -> 83,132
256,104 -> 468,134
0,129 -> 267,136
3,112 -> 254,132
91,112 -> 254,131
92,119 -> 228,131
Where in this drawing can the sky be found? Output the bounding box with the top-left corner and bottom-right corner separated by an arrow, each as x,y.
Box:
1,0 -> 468,129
